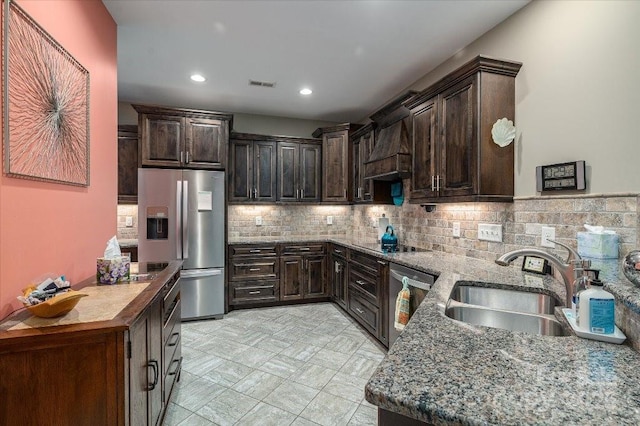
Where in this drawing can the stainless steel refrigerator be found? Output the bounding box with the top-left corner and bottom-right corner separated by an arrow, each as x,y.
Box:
138,169 -> 225,321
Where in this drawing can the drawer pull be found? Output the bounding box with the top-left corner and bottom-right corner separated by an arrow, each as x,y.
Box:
248,290 -> 261,295
249,268 -> 261,272
334,249 -> 343,254
354,307 -> 365,315
168,358 -> 182,376
356,280 -> 366,286
249,249 -> 261,253
298,247 -> 311,251
168,332 -> 180,347
377,260 -> 387,266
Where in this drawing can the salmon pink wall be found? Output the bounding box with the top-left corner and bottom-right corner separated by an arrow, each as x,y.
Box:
0,0 -> 117,319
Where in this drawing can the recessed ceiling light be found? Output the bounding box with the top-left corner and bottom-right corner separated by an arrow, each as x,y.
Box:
299,88 -> 312,95
190,74 -> 206,82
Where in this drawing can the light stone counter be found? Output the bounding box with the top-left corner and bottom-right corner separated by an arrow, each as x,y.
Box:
7,282 -> 150,331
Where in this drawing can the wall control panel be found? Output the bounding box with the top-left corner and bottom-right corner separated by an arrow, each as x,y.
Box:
478,223 -> 503,242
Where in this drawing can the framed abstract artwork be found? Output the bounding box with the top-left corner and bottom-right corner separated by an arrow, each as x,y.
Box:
3,0 -> 90,186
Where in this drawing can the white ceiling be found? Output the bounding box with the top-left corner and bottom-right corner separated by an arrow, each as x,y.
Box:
103,0 -> 529,123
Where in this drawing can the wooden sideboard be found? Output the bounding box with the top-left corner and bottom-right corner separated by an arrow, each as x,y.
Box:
0,261 -> 182,426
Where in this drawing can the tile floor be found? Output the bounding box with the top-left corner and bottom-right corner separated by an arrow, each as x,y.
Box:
164,302 -> 386,426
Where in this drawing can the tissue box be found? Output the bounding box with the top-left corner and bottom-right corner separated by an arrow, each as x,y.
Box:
577,232 -> 619,259
97,256 -> 131,284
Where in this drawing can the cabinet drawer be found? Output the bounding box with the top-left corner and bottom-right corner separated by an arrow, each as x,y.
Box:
164,344 -> 182,398
349,269 -> 378,304
232,281 -> 279,304
230,245 -> 277,257
163,298 -> 181,343
329,244 -> 348,259
164,322 -> 181,374
281,243 -> 325,256
350,251 -> 381,273
348,289 -> 379,336
230,258 -> 278,280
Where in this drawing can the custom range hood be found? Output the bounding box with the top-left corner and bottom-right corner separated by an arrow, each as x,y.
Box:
364,91 -> 417,181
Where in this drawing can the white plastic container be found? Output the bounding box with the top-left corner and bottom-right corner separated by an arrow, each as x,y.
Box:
578,278 -> 615,334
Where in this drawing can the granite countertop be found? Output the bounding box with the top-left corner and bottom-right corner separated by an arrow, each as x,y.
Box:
229,235 -> 640,424
357,249 -> 640,425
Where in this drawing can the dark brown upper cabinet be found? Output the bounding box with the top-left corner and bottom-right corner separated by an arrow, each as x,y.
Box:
406,56 -> 522,203
133,104 -> 232,170
117,125 -> 138,204
313,123 -> 362,203
229,133 -> 277,203
277,141 -> 321,202
351,123 -> 375,203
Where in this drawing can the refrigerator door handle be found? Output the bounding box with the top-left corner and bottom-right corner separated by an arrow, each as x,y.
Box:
176,180 -> 183,260
183,180 -> 189,259
181,268 -> 222,279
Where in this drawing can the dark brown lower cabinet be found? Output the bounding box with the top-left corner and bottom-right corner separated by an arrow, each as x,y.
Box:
129,299 -> 163,426
280,244 -> 327,301
330,245 -> 348,309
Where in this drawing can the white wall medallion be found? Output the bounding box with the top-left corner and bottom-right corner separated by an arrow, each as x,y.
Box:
491,118 -> 516,147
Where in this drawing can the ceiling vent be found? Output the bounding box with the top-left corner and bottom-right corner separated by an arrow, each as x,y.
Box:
249,79 -> 276,88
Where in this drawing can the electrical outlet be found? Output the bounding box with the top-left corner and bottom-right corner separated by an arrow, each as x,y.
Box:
541,226 -> 556,247
255,216 -> 263,226
125,216 -> 133,227
327,216 -> 333,225
478,223 -> 503,242
452,222 -> 461,238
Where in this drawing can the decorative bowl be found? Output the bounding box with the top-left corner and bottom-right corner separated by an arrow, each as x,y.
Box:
622,250 -> 640,287
25,290 -> 88,318
491,118 -> 516,147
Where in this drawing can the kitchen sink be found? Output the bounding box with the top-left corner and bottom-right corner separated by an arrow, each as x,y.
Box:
444,284 -> 569,337
449,284 -> 561,315
445,304 -> 569,336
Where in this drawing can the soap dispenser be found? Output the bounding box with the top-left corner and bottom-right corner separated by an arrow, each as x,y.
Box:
578,277 -> 615,334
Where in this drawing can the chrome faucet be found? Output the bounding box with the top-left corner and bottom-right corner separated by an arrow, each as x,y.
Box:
495,240 -> 583,307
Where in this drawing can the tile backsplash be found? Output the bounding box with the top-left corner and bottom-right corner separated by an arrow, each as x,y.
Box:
121,193 -> 639,262
116,205 -> 138,240
350,193 -> 639,263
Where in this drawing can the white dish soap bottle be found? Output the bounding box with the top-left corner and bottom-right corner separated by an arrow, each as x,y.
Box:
578,278 -> 615,334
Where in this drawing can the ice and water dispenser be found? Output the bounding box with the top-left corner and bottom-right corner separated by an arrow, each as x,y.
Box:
146,206 -> 169,240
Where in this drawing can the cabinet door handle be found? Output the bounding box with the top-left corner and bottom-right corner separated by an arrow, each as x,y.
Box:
180,151 -> 184,164
431,175 -> 435,191
249,268 -> 261,272
436,175 -> 441,192
168,332 -> 180,347
254,188 -> 257,199
301,189 -> 305,199
147,360 -> 159,390
296,189 -> 300,199
344,189 -> 347,198
355,307 -> 365,314
248,290 -> 261,295
249,249 -> 261,253
377,260 -> 387,266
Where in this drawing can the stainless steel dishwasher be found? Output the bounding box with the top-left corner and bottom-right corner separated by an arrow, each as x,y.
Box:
389,263 -> 435,347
